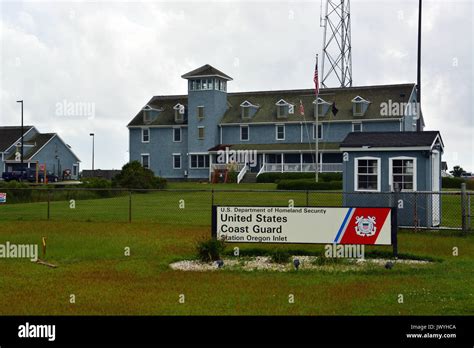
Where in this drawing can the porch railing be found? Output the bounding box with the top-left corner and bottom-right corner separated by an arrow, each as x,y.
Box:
257,163 -> 343,175
237,165 -> 248,184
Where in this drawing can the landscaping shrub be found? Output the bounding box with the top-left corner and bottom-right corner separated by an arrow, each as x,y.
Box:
80,177 -> 112,189
442,177 -> 465,189
467,179 -> 474,191
257,172 -> 342,183
112,161 -> 167,189
0,181 -> 32,203
196,238 -> 226,262
277,179 -> 342,190
269,249 -> 291,263
227,170 -> 238,183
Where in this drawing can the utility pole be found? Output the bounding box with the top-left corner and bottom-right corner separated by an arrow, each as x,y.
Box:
416,0 -> 422,131
16,100 -> 24,176
90,133 -> 95,177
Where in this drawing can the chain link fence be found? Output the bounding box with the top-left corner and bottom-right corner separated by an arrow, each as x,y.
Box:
0,188 -> 471,231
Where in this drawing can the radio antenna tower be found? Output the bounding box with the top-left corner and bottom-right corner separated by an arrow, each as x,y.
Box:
320,0 -> 352,88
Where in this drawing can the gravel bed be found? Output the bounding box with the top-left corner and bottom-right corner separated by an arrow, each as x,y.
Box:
169,256 -> 431,272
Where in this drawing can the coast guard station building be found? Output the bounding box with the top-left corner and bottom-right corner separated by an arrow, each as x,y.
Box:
128,64 -> 426,180
127,64 -> 443,227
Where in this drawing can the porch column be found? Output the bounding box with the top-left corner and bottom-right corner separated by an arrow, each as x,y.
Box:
319,152 -> 323,173
281,153 -> 284,173
209,154 -> 213,181
300,153 -> 303,172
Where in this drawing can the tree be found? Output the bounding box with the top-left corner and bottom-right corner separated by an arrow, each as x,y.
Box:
113,161 -> 166,189
450,165 -> 465,178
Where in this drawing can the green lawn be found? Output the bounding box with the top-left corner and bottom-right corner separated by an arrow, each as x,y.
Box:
0,221 -> 472,315
0,184 -> 468,229
0,184 -> 472,315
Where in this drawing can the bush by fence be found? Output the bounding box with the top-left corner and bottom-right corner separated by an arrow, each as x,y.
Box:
276,179 -> 343,190
257,172 -> 342,183
442,177 -> 474,190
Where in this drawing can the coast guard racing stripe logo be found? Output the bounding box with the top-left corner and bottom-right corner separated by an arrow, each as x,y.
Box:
336,207 -> 390,245
355,216 -> 376,237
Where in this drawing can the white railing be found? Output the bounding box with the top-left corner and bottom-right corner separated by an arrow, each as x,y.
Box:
237,165 -> 248,184
256,164 -> 266,177
259,163 -> 343,174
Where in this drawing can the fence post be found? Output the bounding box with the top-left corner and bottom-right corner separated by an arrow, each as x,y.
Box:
413,191 -> 418,232
128,190 -> 132,223
47,190 -> 51,220
306,190 -> 309,207
211,189 -> 215,206
461,183 -> 467,233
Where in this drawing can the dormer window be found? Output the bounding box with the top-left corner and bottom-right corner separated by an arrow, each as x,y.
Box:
240,100 -> 258,119
142,105 -> 163,124
173,103 -> 185,123
313,97 -> 331,118
352,96 -> 370,117
276,99 -> 291,118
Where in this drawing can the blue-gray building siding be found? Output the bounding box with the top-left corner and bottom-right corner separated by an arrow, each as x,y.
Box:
129,127 -> 189,179
30,136 -> 80,178
342,150 -> 441,227
220,120 -> 402,145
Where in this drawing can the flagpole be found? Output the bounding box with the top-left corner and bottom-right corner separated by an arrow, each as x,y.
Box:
315,54 -> 319,183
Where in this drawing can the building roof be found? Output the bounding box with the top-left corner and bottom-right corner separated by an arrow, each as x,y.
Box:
181,64 -> 233,81
208,142 -> 341,152
6,133 -> 56,160
340,131 -> 442,149
220,84 -> 415,124
127,83 -> 416,127
0,126 -> 34,152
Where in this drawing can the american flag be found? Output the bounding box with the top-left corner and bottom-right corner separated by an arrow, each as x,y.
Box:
299,100 -> 305,116
313,55 -> 319,96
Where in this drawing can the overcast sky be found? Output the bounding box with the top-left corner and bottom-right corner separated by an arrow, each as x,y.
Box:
1,0 -> 473,172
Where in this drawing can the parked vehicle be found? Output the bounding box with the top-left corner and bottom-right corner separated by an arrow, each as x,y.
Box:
1,169 -> 59,183
461,172 -> 474,179
25,169 -> 59,183
1,170 -> 27,182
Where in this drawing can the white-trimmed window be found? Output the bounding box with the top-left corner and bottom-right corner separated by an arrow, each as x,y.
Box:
352,122 -> 362,132
173,103 -> 185,123
173,127 -> 182,142
197,106 -> 205,120
352,96 -> 370,117
173,154 -> 181,169
142,128 -> 150,143
276,124 -> 285,140
312,124 -> 323,140
276,99 -> 291,118
240,125 -> 249,141
198,126 -> 205,140
190,154 -> 209,169
390,157 -> 416,191
141,154 -> 150,169
355,157 -> 380,192
313,97 -> 330,117
240,101 -> 258,119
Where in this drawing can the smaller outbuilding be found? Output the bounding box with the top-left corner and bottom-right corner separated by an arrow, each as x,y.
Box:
0,126 -> 81,180
340,131 -> 443,227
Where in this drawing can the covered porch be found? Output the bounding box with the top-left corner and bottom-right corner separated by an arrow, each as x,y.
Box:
208,143 -> 343,183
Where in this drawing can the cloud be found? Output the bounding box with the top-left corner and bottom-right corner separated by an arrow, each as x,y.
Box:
0,0 -> 472,171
